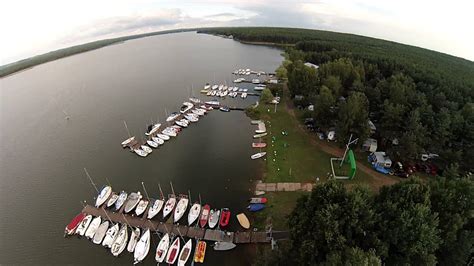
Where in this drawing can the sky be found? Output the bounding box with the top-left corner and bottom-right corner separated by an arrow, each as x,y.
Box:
1,0 -> 473,65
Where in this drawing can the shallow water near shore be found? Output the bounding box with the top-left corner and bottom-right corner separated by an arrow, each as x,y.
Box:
0,31 -> 282,264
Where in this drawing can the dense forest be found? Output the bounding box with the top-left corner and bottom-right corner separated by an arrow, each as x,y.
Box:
256,178 -> 473,265
200,27 -> 474,172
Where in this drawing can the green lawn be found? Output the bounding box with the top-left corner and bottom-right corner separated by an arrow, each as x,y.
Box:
256,103 -> 333,183
251,191 -> 309,230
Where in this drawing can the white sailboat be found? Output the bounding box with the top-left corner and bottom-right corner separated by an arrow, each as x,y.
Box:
127,227 -> 140,253
146,140 -> 159,148
135,199 -> 149,216
95,186 -> 112,207
107,193 -> 119,208
156,134 -> 170,141
102,223 -> 119,248
134,229 -> 151,264
187,203 -> 201,226
163,196 -> 177,219
84,216 -> 101,239
111,224 -> 128,256
152,136 -> 164,145
147,198 -> 164,219
141,145 -> 152,154
178,239 -> 193,266
93,221 -> 109,244
174,197 -> 189,223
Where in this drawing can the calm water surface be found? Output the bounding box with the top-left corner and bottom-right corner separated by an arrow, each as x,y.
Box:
0,32 -> 282,264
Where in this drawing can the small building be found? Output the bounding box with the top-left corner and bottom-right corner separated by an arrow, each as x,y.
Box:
294,95 -> 304,101
369,152 -> 392,168
362,138 -> 377,152
304,62 -> 319,69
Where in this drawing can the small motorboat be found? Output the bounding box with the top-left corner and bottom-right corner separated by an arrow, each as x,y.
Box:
252,142 -> 267,148
175,120 -> 188,127
188,203 -> 201,226
236,213 -> 250,229
156,133 -> 170,141
85,216 -> 101,239
174,196 -> 189,223
247,203 -> 265,212
189,97 -> 201,104
163,196 -> 177,219
204,84 -> 211,90
95,186 -> 112,208
166,112 -> 180,122
194,241 -> 207,263
75,214 -> 93,236
102,223 -> 119,248
180,102 -> 194,113
155,233 -> 170,263
147,140 -> 159,148
107,193 -> 119,208
134,229 -> 151,264
192,109 -> 205,116
205,100 -> 220,106
64,213 -> 85,236
253,133 -> 267,138
255,190 -> 266,196
92,221 -> 109,244
162,128 -> 178,137
251,152 -> 267,160
219,208 -> 231,228
145,123 -> 161,136
152,136 -> 165,145
178,239 -> 192,266
121,136 -> 135,147
115,191 -> 127,211
127,227 -> 140,253
141,145 -> 152,154
111,224 -> 128,256
199,204 -> 210,228
208,209 -> 220,229
134,149 -> 148,157
200,105 -> 213,111
124,192 -> 142,213
214,241 -> 237,251
249,197 -> 267,204
211,85 -> 218,90
184,114 -> 199,122
219,106 -> 230,112
147,198 -> 164,219
135,199 -> 149,216
165,238 -> 181,264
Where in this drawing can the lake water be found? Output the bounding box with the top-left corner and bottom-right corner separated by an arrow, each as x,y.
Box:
0,32 -> 282,264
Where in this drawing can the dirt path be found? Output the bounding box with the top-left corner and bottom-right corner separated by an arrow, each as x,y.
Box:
282,84 -> 399,190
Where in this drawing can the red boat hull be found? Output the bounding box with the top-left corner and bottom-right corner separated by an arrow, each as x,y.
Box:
199,204 -> 210,228
65,213 -> 85,235
252,143 -> 267,148
219,209 -> 231,228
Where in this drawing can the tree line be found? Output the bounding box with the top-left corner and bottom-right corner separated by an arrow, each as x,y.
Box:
200,27 -> 474,172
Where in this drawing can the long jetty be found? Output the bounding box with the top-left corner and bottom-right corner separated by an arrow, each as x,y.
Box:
81,205 -> 288,243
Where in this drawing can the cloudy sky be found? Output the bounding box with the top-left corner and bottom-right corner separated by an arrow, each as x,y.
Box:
1,0 -> 473,65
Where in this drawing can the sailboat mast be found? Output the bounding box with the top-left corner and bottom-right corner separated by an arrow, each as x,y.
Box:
158,183 -> 164,199
123,120 -> 132,138
170,181 -> 175,196
84,168 -> 99,194
141,181 -> 151,201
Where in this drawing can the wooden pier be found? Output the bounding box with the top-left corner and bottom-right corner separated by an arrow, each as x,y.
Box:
81,205 -> 277,244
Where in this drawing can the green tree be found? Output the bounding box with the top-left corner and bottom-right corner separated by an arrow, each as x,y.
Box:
260,88 -> 274,104
287,60 -> 318,96
375,179 -> 441,264
325,248 -> 382,266
396,109 -> 426,160
429,177 -> 474,265
314,85 -> 336,128
336,92 -> 370,143
288,182 -> 380,265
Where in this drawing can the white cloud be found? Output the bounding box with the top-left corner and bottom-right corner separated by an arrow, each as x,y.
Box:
0,0 -> 473,65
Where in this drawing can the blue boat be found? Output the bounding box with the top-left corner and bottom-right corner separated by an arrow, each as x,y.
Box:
247,203 -> 265,212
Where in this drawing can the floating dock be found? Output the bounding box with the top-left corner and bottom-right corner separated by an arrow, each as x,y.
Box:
81,205 -> 286,243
